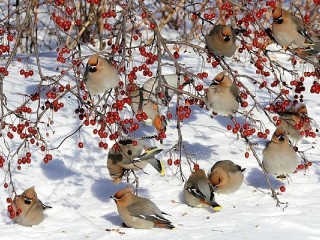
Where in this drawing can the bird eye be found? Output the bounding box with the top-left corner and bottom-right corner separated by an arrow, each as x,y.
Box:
89,65 -> 97,72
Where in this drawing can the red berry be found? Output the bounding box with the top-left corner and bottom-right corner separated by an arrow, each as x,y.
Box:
167,159 -> 172,166
194,164 -> 200,170
280,186 -> 286,192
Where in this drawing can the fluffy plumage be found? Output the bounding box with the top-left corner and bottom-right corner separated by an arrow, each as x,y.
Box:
111,187 -> 174,229
262,127 -> 298,178
83,53 -> 119,96
184,169 -> 220,209
12,186 -> 51,226
107,139 -> 164,183
204,71 -> 240,116
208,160 -> 245,194
205,24 -> 237,57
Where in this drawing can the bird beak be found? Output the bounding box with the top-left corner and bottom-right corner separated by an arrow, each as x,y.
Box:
277,134 -> 285,141
110,195 -> 117,203
276,17 -> 283,24
88,65 -> 97,72
223,36 -> 230,42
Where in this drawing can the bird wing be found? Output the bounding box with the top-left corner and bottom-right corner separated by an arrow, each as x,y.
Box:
83,63 -> 89,82
135,147 -> 163,161
230,83 -> 241,103
292,15 -> 314,43
185,183 -> 207,200
127,202 -> 171,224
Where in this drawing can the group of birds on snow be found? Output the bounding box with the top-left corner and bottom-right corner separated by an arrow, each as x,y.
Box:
10,7 -> 318,230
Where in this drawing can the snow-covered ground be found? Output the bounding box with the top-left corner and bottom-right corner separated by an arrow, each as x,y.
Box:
1,37 -> 320,240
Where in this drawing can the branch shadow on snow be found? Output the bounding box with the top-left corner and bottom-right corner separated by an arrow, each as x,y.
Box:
245,167 -> 283,189
40,159 -> 77,180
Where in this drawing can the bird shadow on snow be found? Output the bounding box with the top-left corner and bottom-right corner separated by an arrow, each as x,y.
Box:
40,159 -> 77,180
91,178 -> 150,203
91,178 -> 126,203
183,140 -> 217,161
246,167 -> 283,189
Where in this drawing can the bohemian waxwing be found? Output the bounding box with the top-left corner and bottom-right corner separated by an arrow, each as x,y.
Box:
208,160 -> 245,194
107,139 -> 165,183
83,53 -> 119,96
278,104 -> 311,145
142,74 -> 181,106
262,127 -> 298,179
127,84 -> 166,134
111,187 -> 174,229
204,71 -> 240,117
205,24 -> 237,57
184,169 -> 221,210
272,7 -> 314,50
12,186 -> 52,226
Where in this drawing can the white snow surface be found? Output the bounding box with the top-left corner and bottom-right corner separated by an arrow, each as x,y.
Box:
1,42 -> 320,240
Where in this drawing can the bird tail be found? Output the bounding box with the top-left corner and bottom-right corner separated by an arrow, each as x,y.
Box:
149,158 -> 165,175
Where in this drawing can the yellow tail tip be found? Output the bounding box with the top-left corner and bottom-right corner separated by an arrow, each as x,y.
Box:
213,205 -> 223,211
160,161 -> 165,176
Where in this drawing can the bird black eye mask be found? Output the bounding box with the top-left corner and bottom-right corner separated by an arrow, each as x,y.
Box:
24,195 -> 35,204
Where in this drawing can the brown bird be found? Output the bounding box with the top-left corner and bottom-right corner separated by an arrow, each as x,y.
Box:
12,186 -> 52,226
272,7 -> 315,50
278,104 -> 311,145
262,127 -> 298,179
184,169 -> 221,210
127,83 -> 166,134
204,71 -> 240,117
205,24 -> 237,57
107,139 -> 164,183
208,160 -> 245,194
111,187 -> 174,229
142,74 -> 189,106
83,53 -> 119,96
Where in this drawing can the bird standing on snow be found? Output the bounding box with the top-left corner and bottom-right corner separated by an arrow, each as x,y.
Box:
184,169 -> 221,210
278,104 -> 311,145
262,127 -> 298,179
107,139 -> 164,183
12,186 -> 52,226
83,53 -> 119,96
208,160 -> 245,194
111,187 -> 174,229
205,24 -> 237,57
271,7 -> 316,51
204,71 -> 240,117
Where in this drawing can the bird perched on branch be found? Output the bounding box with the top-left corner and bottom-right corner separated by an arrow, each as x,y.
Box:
204,71 -> 240,117
127,83 -> 167,135
107,138 -> 165,184
184,169 -> 221,210
12,186 -> 52,226
142,74 -> 193,106
208,160 -> 245,194
205,24 -> 238,57
83,53 -> 119,96
262,127 -> 298,179
278,104 -> 311,145
271,7 -> 320,53
111,187 -> 174,229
